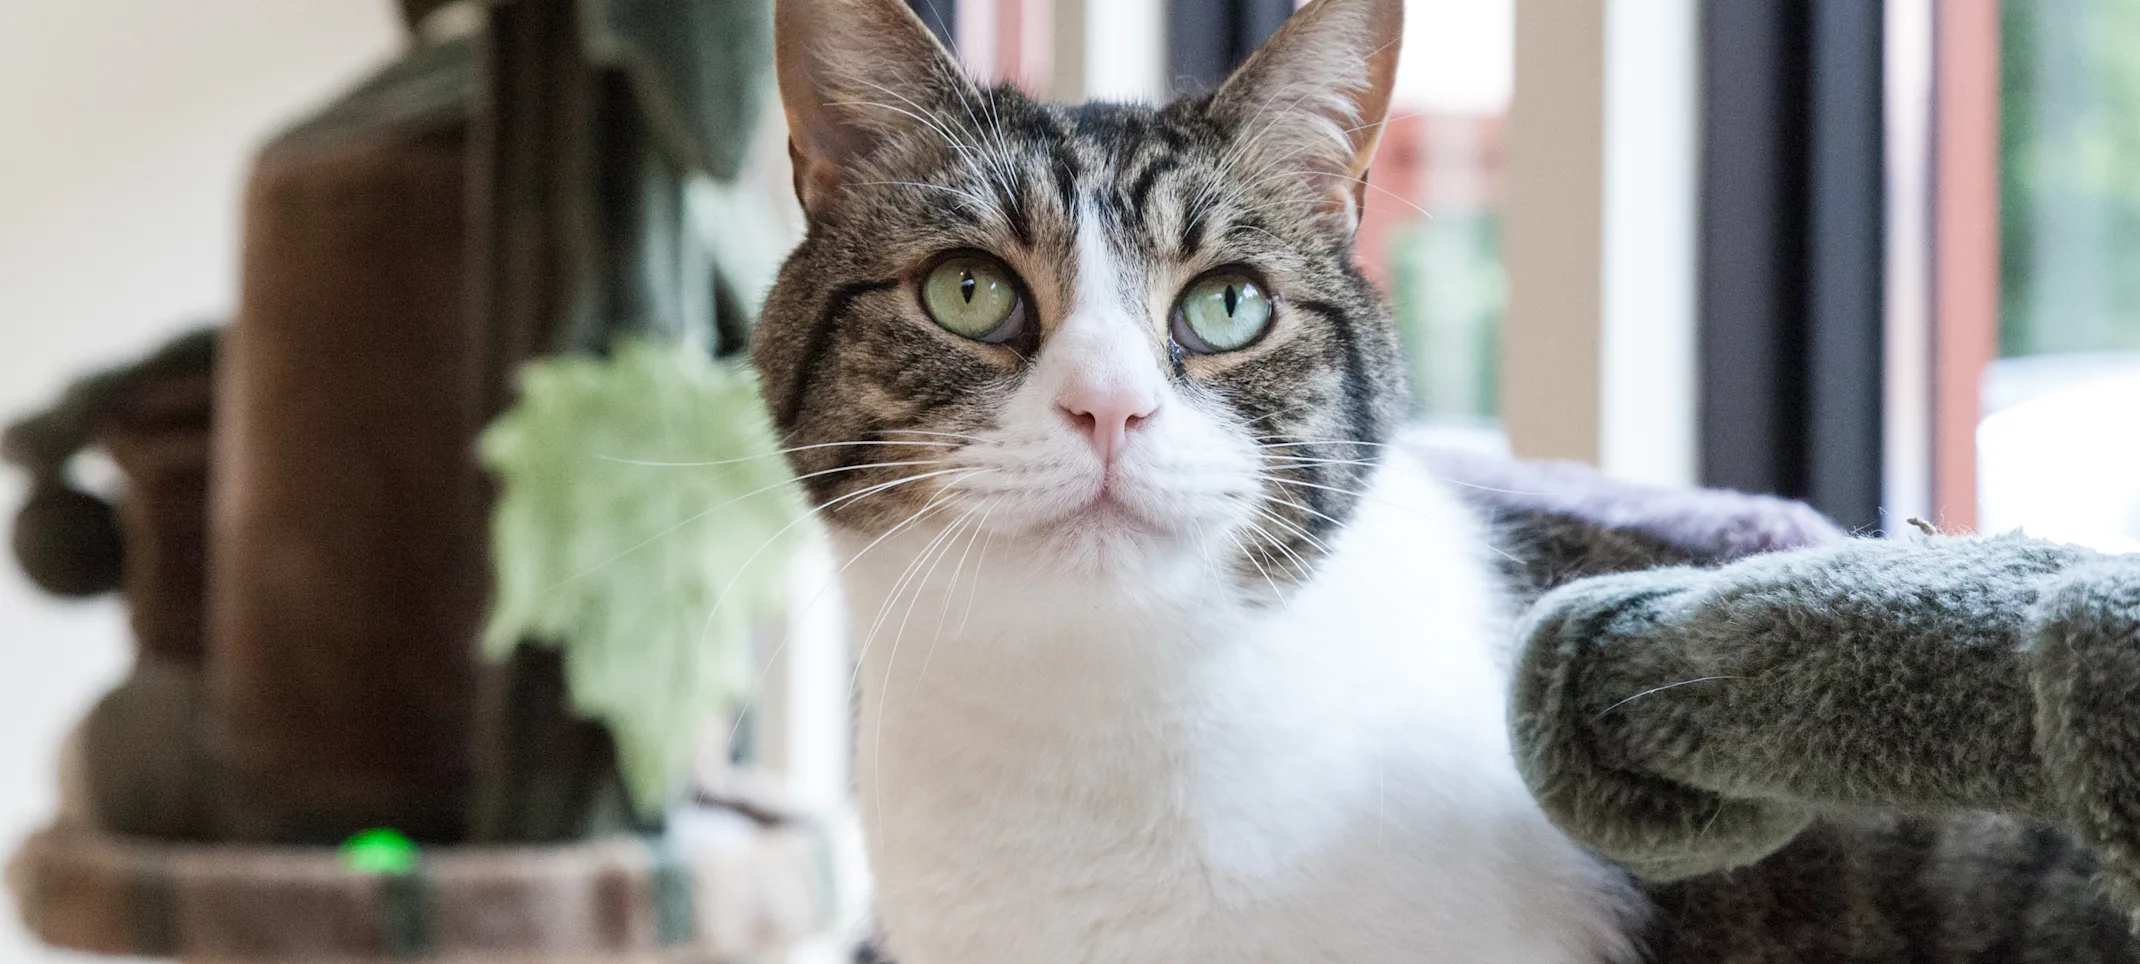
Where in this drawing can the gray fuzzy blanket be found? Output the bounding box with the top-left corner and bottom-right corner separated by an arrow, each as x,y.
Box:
1426,446 -> 2140,962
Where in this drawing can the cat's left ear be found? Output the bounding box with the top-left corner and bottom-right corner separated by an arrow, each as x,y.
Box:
1210,0 -> 1403,234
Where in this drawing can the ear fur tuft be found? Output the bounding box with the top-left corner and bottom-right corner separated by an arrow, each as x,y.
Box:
775,0 -> 972,212
1209,0 -> 1404,233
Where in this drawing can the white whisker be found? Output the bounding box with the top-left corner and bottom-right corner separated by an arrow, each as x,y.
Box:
951,499 -> 1000,642
860,496 -> 983,825
546,458 -> 948,591
1260,454 -> 1381,469
1254,505 -> 1333,557
597,438 -> 957,469
693,466 -> 986,670
720,468 -> 992,754
1260,493 -> 1349,533
872,427 -> 993,442
1226,529 -> 1288,604
856,179 -> 995,210
1241,516 -> 1315,582
1590,677 -> 1749,723
1254,437 -> 1400,449
919,496 -> 998,688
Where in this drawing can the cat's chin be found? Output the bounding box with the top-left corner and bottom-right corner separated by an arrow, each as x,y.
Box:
1014,495 -> 1210,578
1040,495 -> 1154,539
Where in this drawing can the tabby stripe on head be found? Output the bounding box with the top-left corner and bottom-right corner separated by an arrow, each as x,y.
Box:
1226,212 -> 1274,246
1293,298 -> 1382,457
1179,207 -> 1208,260
780,278 -> 899,430
998,172 -> 1035,249
1050,148 -> 1081,215
1127,156 -> 1179,224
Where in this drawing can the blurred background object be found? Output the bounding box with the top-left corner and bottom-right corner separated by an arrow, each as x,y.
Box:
1978,0 -> 2140,552
4,0 -> 844,959
1,7 -> 401,960
1501,0 -> 2139,551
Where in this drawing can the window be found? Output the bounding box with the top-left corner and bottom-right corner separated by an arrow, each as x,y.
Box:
1363,1 -> 1512,448
1978,0 -> 2140,552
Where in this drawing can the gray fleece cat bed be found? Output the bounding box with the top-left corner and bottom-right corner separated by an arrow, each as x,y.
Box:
1513,531 -> 2140,959
1409,445 -> 2140,962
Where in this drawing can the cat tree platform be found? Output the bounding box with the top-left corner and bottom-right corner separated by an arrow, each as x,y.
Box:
9,810 -> 835,963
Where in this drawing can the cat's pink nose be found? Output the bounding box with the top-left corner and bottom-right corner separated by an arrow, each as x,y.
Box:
1060,389 -> 1157,465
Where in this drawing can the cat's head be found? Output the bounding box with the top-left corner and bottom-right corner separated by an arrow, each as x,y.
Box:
756,0 -> 1406,592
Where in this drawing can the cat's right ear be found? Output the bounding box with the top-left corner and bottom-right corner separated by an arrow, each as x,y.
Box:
1209,0 -> 1402,236
776,0 -> 970,214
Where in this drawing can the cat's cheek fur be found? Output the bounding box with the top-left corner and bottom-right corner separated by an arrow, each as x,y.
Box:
844,457 -> 1649,963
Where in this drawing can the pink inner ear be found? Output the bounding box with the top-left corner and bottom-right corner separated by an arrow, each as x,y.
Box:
774,0 -> 972,212
1203,0 -> 1402,239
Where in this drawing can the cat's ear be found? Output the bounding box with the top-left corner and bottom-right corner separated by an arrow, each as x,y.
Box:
775,0 -> 971,213
1209,0 -> 1403,234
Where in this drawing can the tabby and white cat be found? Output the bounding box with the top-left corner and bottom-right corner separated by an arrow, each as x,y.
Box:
754,0 -> 1645,959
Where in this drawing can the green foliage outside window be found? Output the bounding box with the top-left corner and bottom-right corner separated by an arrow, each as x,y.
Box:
2001,0 -> 2140,357
1387,213 -> 1505,420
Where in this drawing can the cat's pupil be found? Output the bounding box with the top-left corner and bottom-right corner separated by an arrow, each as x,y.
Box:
960,272 -> 977,303
1223,284 -> 1239,316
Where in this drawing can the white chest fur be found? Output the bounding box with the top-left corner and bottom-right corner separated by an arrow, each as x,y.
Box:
838,458 -> 1644,964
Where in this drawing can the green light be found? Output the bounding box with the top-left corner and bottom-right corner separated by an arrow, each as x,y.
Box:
340,828 -> 420,876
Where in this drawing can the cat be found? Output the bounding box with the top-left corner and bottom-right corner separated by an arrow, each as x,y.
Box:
752,0 -> 1646,959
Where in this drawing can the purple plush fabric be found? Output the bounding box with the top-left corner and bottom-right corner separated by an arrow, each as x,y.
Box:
1398,437 -> 1846,603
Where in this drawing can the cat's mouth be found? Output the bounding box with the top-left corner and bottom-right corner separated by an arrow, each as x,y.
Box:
949,441 -> 1245,559
1033,476 -> 1193,546
1053,486 -> 1145,529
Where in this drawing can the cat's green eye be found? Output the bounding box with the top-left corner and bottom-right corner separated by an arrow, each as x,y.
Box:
1172,272 -> 1273,354
922,255 -> 1026,342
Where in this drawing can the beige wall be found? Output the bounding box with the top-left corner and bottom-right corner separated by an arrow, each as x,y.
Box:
1504,0 -> 1606,465
0,3 -> 398,958
1503,0 -> 1698,485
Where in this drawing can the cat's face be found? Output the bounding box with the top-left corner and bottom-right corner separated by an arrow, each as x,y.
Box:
757,0 -> 1405,590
